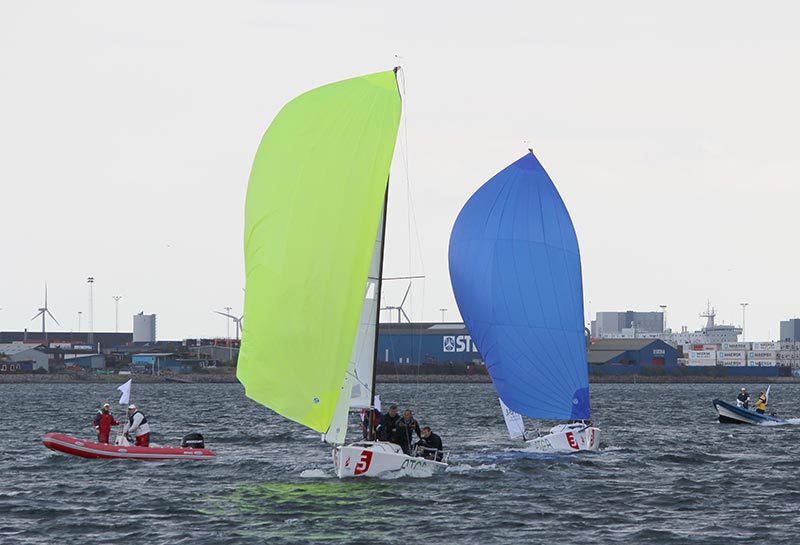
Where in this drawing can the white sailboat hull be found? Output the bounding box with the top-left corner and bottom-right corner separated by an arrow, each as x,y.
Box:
524,424 -> 600,453
333,441 -> 448,478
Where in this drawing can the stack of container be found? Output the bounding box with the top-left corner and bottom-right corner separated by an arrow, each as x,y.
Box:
717,350 -> 747,367
779,342 -> 800,368
688,348 -> 717,366
749,341 -> 779,367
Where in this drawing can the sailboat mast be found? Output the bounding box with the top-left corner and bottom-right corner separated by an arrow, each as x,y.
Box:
367,183 -> 390,440
366,67 -> 403,440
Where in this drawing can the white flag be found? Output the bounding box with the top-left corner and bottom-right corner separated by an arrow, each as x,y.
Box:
117,379 -> 132,405
499,397 -> 526,440
765,385 -> 771,405
374,394 -> 382,413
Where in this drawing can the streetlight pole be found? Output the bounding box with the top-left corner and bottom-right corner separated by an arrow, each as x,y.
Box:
439,308 -> 447,323
87,277 -> 95,346
78,311 -> 82,333
740,302 -> 749,341
113,296 -> 122,333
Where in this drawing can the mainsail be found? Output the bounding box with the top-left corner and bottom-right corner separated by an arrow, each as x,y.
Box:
448,151 -> 590,421
238,70 -> 402,434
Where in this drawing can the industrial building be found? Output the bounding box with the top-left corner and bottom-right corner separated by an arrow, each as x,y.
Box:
592,311 -> 664,338
587,339 -> 678,375
0,342 -> 51,371
133,313 -> 157,343
0,331 -> 133,348
780,319 -> 800,342
377,323 -> 482,365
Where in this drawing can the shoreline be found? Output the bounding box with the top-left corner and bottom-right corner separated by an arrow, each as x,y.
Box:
1,373 -> 800,385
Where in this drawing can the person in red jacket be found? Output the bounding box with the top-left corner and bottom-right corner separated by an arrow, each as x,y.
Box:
93,402 -> 120,444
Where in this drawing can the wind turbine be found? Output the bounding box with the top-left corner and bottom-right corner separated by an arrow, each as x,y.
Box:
31,284 -> 59,342
214,310 -> 243,340
381,282 -> 412,323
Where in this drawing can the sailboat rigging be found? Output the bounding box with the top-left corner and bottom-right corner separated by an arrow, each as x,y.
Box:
448,150 -> 600,453
238,68 -> 448,477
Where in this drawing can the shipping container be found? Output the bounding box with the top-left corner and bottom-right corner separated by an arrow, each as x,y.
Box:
748,360 -> 777,367
687,360 -> 717,367
689,351 -> 716,359
722,342 -> 750,350
752,342 -> 779,350
749,351 -> 777,359
718,351 -> 746,359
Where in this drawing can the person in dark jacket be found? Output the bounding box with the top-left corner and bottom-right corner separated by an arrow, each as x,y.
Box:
377,405 -> 400,442
415,426 -> 444,461
396,409 -> 421,455
360,408 -> 382,440
93,402 -> 119,444
737,388 -> 750,409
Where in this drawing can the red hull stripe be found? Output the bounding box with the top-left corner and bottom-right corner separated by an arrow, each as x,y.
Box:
42,433 -> 216,460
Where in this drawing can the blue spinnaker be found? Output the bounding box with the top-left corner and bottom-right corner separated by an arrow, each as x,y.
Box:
448,152 -> 590,420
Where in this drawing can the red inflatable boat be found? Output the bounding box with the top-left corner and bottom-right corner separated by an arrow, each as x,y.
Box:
42,433 -> 216,460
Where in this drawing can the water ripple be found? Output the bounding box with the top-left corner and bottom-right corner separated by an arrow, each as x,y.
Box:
3,382 -> 800,544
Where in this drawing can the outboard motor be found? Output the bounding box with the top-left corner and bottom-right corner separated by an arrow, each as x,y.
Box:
181,432 -> 205,449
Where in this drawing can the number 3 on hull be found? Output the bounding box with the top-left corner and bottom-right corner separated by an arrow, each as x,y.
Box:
333,442 -> 448,478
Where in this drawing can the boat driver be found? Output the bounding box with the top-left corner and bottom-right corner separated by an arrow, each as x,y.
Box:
123,404 -> 151,447
737,388 -> 750,409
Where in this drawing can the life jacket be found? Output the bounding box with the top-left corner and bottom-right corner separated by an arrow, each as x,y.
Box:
126,410 -> 151,437
755,395 -> 767,411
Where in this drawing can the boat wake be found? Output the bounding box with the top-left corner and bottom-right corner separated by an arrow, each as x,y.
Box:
445,463 -> 501,474
299,469 -> 330,479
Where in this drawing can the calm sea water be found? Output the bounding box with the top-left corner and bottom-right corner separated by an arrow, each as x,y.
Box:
2,381 -> 800,544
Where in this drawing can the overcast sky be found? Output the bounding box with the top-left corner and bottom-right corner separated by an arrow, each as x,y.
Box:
2,1 -> 799,341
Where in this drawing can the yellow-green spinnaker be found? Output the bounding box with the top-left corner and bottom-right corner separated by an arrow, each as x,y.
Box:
237,70 -> 401,433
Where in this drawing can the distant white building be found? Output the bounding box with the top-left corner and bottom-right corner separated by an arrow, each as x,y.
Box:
133,313 -> 157,343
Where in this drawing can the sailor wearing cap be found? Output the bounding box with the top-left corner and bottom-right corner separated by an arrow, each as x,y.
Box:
737,388 -> 751,409
123,404 -> 151,446
92,402 -> 120,444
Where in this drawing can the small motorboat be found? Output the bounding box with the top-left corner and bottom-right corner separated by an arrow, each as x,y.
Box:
42,432 -> 216,460
712,399 -> 787,426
